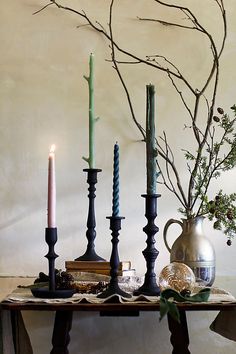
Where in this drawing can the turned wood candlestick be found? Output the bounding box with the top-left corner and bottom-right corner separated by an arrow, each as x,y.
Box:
31,228 -> 75,299
75,168 -> 105,262
97,216 -> 131,298
133,194 -> 161,296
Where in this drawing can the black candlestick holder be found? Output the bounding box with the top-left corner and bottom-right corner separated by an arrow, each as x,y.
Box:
133,194 -> 161,296
97,216 -> 131,298
31,228 -> 76,299
75,168 -> 105,261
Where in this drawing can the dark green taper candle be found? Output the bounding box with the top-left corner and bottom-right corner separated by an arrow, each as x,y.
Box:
146,84 -> 157,194
112,143 -> 120,216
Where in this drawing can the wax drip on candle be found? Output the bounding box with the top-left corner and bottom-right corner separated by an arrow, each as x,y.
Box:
112,142 -> 120,217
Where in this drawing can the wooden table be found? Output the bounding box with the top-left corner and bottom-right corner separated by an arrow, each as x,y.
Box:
1,299 -> 236,354
1,301 -> 236,354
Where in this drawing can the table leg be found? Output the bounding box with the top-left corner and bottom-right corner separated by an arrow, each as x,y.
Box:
10,310 -> 33,354
167,310 -> 191,354
51,310 -> 73,354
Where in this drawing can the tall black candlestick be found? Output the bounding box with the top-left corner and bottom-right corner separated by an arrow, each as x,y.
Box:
75,168 -> 105,261
97,216 -> 131,298
31,228 -> 76,299
98,144 -> 130,298
133,194 -> 160,296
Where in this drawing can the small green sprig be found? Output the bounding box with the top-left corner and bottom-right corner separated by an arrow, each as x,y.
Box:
160,288 -> 211,322
201,191 -> 236,245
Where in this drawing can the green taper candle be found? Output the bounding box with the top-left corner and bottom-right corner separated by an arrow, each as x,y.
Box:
83,53 -> 99,168
146,84 -> 157,194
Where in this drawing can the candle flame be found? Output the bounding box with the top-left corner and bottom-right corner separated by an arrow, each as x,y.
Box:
50,144 -> 56,153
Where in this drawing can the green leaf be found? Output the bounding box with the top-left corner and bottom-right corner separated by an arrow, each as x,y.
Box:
166,300 -> 181,323
159,298 -> 169,321
159,288 -> 211,322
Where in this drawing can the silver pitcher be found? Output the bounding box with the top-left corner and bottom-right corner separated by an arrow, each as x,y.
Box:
163,216 -> 215,286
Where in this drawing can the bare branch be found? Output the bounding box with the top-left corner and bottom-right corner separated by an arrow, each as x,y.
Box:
107,0 -> 145,140
44,0 -> 196,95
32,2 -> 53,15
37,0 -> 228,218
163,132 -> 177,192
146,54 -> 182,76
166,70 -> 194,121
137,16 -> 198,31
95,20 -> 108,34
76,24 -> 90,29
106,59 -> 141,65
158,134 -> 188,208
154,0 -> 225,98
216,0 -> 227,57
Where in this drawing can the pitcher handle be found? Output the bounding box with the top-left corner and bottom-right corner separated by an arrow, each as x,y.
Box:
163,219 -> 183,253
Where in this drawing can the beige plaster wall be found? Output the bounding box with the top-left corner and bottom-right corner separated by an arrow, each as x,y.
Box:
1,1 -> 236,353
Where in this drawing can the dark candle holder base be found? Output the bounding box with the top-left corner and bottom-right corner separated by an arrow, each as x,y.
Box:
97,282 -> 131,299
31,288 -> 75,299
75,168 -> 105,262
31,228 -> 76,299
133,194 -> 161,297
97,216 -> 131,299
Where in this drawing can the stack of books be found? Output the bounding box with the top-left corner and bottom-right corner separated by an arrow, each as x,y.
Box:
65,260 -> 135,277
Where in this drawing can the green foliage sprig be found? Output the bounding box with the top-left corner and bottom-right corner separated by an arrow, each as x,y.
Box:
203,191 -> 236,246
179,105 -> 236,243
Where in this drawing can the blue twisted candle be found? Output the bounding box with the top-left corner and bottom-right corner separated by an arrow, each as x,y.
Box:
112,143 -> 120,216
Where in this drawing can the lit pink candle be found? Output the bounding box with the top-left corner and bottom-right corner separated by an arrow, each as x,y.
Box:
47,144 -> 56,228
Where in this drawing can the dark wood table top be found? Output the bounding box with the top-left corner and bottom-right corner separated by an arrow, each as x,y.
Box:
1,299 -> 236,312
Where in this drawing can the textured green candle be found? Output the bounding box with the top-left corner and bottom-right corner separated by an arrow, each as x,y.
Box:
112,143 -> 120,216
146,84 -> 157,194
83,53 -> 99,168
